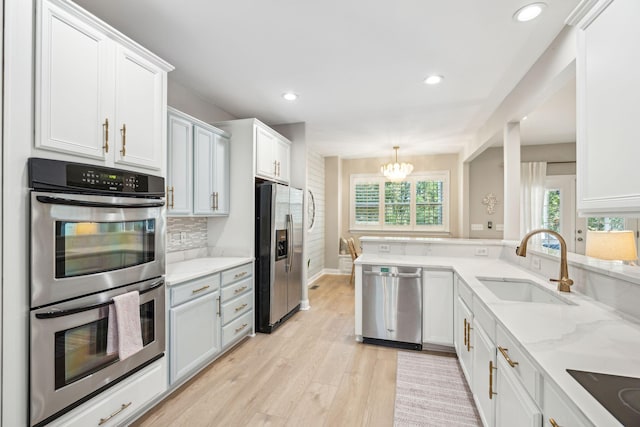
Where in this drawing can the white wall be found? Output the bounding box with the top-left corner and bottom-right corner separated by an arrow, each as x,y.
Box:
167,78 -> 235,123
306,152 -> 325,279
469,143 -> 576,239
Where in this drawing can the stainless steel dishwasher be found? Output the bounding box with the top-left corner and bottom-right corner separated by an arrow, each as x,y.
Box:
362,265 -> 422,350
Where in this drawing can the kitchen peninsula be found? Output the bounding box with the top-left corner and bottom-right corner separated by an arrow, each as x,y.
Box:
354,236 -> 640,427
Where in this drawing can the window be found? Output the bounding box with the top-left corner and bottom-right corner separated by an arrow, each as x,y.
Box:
350,172 -> 449,232
587,217 -> 625,231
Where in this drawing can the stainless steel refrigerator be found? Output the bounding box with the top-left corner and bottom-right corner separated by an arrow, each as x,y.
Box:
255,183 -> 303,333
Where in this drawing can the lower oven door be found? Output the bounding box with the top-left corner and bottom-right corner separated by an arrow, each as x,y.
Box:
30,278 -> 166,427
31,191 -> 166,308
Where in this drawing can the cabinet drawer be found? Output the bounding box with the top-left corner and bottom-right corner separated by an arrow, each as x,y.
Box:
171,274 -> 220,307
49,358 -> 166,427
473,300 -> 495,342
221,263 -> 253,286
222,291 -> 253,325
458,277 -> 473,308
542,377 -> 592,427
222,310 -> 252,348
497,325 -> 540,404
221,276 -> 252,302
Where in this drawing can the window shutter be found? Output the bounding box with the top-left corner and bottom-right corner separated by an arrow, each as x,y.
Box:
416,180 -> 443,225
354,182 -> 379,224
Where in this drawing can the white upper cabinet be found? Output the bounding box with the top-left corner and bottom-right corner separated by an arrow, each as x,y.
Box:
193,126 -> 230,216
36,0 -> 112,160
113,46 -> 165,170
577,0 -> 640,215
255,124 -> 291,183
167,108 -> 230,217
167,113 -> 193,215
36,0 -> 172,171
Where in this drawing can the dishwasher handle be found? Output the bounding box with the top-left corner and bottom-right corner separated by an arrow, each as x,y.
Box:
363,270 -> 421,279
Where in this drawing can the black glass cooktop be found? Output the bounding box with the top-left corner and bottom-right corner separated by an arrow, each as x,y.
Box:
567,369 -> 640,426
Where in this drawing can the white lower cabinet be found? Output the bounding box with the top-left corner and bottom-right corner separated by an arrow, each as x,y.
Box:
473,320 -> 497,427
543,378 -> 592,427
423,270 -> 454,346
48,358 -> 166,427
169,275 -> 221,384
456,294 -> 474,384
455,279 -> 547,427
220,263 -> 254,349
495,356 -> 542,427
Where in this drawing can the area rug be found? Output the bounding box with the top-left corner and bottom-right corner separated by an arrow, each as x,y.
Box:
394,351 -> 482,426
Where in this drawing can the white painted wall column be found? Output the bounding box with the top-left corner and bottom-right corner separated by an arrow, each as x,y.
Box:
503,122 -> 521,240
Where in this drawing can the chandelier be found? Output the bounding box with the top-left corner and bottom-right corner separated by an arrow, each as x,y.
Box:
380,146 -> 413,181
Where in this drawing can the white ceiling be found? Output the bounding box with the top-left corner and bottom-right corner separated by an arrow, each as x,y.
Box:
74,0 -> 580,158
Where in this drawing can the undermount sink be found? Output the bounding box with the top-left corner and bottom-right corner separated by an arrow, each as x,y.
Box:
477,277 -> 574,305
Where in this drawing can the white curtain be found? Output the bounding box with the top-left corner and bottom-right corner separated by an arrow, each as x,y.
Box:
520,162 -> 547,237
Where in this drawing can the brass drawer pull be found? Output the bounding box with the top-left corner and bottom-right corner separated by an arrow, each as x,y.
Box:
463,318 -> 468,347
234,271 -> 247,279
102,118 -> 109,153
498,346 -> 519,368
549,418 -> 560,427
235,303 -> 248,312
466,322 -> 473,352
98,402 -> 132,425
489,360 -> 497,400
191,285 -> 210,294
235,323 -> 248,333
120,124 -> 126,156
234,285 -> 248,294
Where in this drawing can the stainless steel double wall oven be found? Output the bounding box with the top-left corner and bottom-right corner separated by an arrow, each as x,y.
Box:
28,158 -> 166,427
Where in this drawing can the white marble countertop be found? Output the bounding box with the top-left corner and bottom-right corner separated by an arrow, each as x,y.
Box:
166,257 -> 254,286
356,253 -> 640,426
359,236 -> 504,245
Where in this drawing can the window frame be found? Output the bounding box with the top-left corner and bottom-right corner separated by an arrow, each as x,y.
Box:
349,171 -> 450,233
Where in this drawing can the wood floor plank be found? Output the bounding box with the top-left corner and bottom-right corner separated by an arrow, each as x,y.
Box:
132,274 -> 403,427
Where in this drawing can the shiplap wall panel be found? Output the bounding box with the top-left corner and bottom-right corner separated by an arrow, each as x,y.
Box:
307,151 -> 325,279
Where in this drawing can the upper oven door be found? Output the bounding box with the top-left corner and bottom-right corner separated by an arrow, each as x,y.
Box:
31,191 -> 166,308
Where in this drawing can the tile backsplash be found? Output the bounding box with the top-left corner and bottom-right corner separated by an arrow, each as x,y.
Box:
166,217 -> 208,252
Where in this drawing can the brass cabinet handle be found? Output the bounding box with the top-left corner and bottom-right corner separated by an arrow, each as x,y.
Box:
234,285 -> 248,294
549,418 -> 560,427
463,318 -> 468,347
277,161 -> 280,177
235,303 -> 248,312
170,186 -> 175,208
102,118 -> 109,153
216,296 -> 220,317
466,322 -> 473,352
98,402 -> 132,425
235,323 -> 248,333
191,285 -> 210,294
489,360 -> 497,400
120,124 -> 126,156
215,192 -> 219,210
211,193 -> 215,210
167,186 -> 175,208
234,272 -> 247,279
498,346 -> 519,368
273,160 -> 278,176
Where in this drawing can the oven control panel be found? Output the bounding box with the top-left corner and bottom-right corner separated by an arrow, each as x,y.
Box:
28,157 -> 165,197
72,168 -> 147,192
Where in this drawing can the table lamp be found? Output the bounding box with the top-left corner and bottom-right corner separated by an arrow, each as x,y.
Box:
586,230 -> 638,264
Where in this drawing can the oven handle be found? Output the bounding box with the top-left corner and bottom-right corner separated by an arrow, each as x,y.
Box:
35,279 -> 164,319
35,195 -> 165,208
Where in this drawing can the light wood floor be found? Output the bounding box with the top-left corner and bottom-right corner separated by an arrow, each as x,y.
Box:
133,274 -> 399,427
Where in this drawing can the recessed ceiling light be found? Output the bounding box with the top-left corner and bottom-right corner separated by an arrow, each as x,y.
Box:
282,92 -> 298,101
522,115 -> 528,121
424,75 -> 444,85
514,2 -> 547,22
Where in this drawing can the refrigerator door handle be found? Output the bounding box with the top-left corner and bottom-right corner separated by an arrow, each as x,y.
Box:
286,214 -> 293,272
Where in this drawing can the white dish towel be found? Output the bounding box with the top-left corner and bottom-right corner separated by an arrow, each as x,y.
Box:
106,291 -> 143,360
